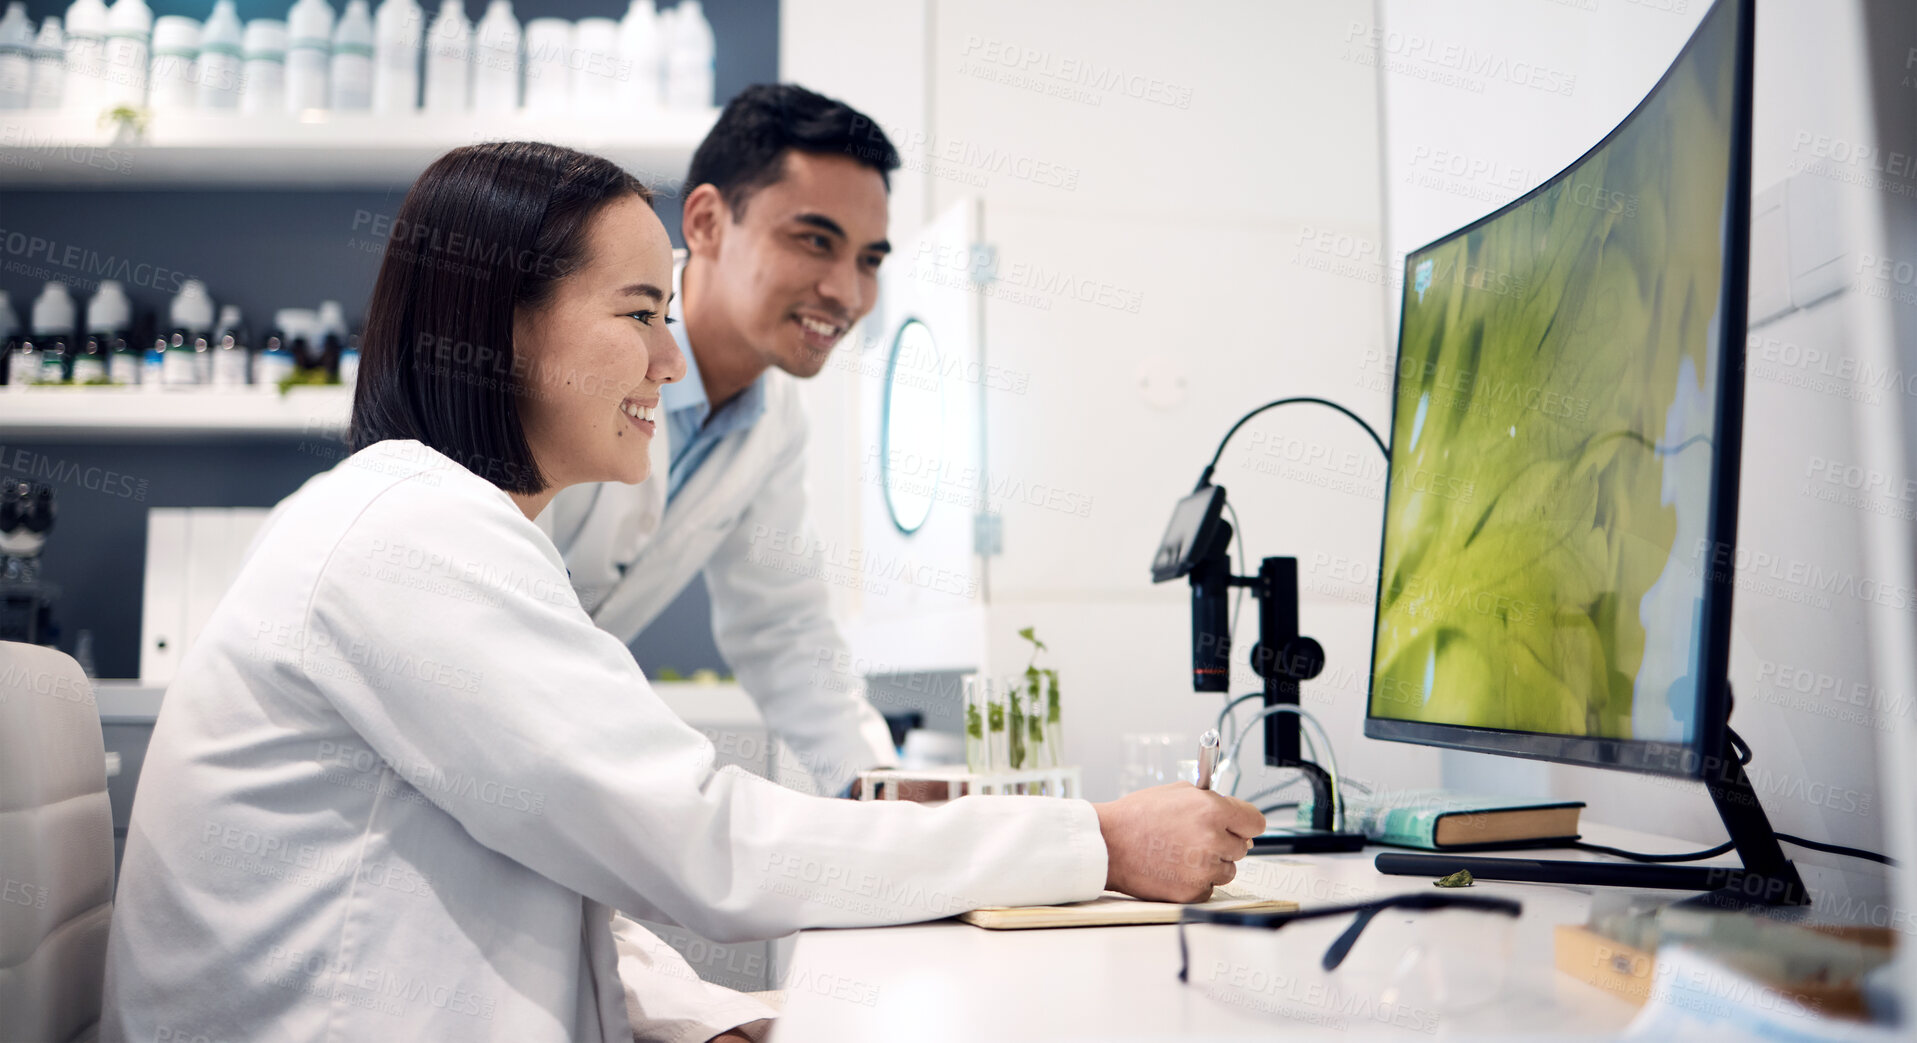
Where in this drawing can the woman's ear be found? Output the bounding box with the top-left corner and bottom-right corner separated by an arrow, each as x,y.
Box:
681,183 -> 728,259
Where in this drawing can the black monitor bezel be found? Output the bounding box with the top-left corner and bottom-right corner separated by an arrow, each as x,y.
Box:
1363,0 -> 1754,780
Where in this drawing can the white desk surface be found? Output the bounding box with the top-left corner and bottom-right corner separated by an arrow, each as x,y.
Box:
768,822 -> 1742,1041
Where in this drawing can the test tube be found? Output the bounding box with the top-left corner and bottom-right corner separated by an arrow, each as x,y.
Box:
963,674 -> 995,774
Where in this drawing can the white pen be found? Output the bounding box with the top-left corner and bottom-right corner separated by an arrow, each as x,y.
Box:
1196,729 -> 1220,790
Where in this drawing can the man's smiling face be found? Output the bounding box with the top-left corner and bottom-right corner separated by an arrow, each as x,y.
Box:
699,149 -> 892,377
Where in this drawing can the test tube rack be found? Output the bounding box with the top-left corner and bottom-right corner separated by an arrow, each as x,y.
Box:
855,765 -> 1082,801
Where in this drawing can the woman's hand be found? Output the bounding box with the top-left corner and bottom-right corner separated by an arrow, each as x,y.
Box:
1093,783 -> 1267,902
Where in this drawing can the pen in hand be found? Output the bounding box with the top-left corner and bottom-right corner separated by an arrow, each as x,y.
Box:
1196,729 -> 1220,791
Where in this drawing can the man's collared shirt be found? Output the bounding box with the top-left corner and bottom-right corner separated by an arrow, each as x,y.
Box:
661,318 -> 769,504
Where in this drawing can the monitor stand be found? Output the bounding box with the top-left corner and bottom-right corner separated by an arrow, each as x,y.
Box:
1375,706 -> 1811,908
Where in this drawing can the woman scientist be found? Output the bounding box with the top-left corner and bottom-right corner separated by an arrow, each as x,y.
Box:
101,142 -> 1266,1043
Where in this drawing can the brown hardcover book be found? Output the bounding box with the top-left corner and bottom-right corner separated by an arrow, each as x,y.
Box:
1305,789 -> 1585,850
1432,804 -> 1584,847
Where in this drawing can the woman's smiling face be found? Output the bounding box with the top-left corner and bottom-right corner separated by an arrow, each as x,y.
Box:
514,193 -> 686,490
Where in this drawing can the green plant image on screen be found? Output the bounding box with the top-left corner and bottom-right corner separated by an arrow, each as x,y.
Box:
1370,3 -> 1736,745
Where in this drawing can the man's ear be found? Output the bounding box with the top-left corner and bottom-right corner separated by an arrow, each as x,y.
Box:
681,183 -> 729,259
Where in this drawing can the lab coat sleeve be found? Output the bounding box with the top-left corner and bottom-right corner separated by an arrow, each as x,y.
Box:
301,478 -> 1108,944
701,415 -> 898,797
609,916 -> 777,1043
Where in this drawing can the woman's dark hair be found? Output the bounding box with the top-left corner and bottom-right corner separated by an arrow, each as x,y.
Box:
686,83 -> 901,218
348,141 -> 652,494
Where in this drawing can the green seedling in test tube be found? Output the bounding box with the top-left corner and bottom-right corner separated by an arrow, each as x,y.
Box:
1019,627 -> 1063,768
1008,686 -> 1027,769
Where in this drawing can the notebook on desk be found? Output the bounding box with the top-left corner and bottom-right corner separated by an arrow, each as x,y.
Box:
957,885 -> 1297,930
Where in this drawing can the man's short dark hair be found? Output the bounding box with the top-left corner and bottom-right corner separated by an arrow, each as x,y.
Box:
349,141 -> 651,495
685,83 -> 902,218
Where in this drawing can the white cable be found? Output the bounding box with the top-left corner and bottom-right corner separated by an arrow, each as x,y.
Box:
1220,696 -> 1319,792
1222,704 -> 1319,797
1222,703 -> 1344,831
1216,692 -> 1262,754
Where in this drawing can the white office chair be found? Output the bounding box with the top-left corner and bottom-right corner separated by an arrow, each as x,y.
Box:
0,641 -> 115,1043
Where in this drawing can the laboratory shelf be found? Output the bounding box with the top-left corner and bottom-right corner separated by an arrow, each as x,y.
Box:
0,108 -> 718,190
0,385 -> 353,439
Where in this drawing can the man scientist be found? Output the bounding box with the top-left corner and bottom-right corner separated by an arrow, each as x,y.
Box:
539,83 -> 920,797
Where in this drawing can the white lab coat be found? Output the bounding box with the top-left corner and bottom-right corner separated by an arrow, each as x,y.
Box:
538,277 -> 895,799
101,440 -> 1108,1043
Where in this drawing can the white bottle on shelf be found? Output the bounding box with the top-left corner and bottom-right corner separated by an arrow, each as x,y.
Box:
194,0 -> 242,109
520,17 -> 565,115
7,323 -> 41,390
88,281 -> 139,385
329,0 -> 371,110
210,304 -> 247,386
570,16 -> 616,115
285,0 -> 333,112
167,279 -> 214,386
101,0 -> 150,108
421,0 -> 467,112
256,312 -> 297,389
663,0 -> 711,111
145,14 -> 197,112
470,0 -> 516,114
239,18 -> 286,114
615,0 -> 659,111
74,282 -> 126,385
30,282 -> 76,386
170,279 -> 213,334
62,0 -> 107,115
371,0 -> 419,114
85,281 -> 131,335
28,16 -> 63,109
0,2 -> 32,109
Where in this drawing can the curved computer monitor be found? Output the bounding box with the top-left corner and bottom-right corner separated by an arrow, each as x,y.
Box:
1365,0 -> 1753,779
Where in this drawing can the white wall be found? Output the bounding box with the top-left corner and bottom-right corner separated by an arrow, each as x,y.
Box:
1375,0 -> 1903,911
784,0 -> 1437,805
941,0 -> 1422,805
